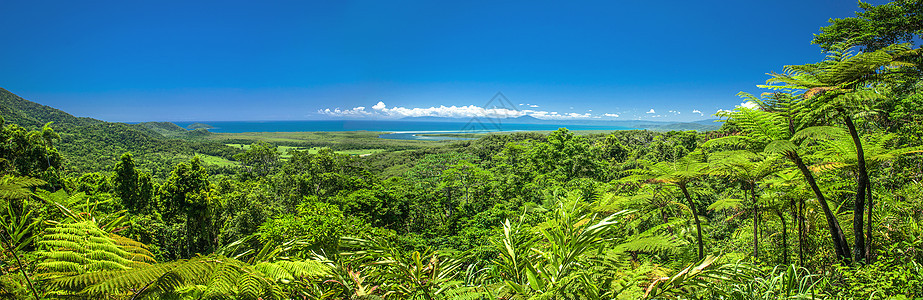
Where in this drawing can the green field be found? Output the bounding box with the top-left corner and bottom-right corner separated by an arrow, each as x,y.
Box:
193,153 -> 239,167
226,143 -> 387,157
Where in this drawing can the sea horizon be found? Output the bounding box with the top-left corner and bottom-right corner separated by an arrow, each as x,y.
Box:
166,120 -> 639,134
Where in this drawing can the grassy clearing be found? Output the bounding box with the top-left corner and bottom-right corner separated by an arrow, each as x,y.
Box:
308,148 -> 386,156
226,143 -> 386,157
194,153 -> 239,167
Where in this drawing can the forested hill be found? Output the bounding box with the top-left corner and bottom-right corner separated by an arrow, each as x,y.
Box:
0,88 -> 239,175
137,121 -> 193,137
0,87 -> 102,128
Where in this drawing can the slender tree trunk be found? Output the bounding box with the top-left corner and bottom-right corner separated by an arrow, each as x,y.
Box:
751,184 -> 759,259
1,228 -> 40,300
656,189 -> 674,235
775,208 -> 789,265
793,198 -> 803,267
679,184 -> 704,260
44,144 -> 56,192
798,197 -> 806,267
843,114 -> 868,264
790,152 -> 851,264
866,182 -> 873,261
661,208 -> 672,235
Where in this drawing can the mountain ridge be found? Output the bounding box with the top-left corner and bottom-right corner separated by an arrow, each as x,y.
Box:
0,87 -> 234,174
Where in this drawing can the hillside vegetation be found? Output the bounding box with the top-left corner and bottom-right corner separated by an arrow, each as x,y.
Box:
2,2 -> 923,299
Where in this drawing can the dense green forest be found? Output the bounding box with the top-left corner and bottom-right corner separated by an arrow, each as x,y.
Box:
2,2 -> 923,299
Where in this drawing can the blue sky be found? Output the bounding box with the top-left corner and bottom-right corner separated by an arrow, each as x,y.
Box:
0,0 -> 886,122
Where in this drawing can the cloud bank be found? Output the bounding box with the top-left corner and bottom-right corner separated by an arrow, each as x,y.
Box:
320,102 -> 596,119
319,102 -> 735,121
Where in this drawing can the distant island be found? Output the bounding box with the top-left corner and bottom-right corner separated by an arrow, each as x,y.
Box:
186,122 -> 215,130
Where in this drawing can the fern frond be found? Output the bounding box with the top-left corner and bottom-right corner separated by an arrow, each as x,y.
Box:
792,126 -> 848,143
35,221 -> 154,285
47,253 -> 322,299
708,198 -> 743,212
763,140 -> 798,156
271,260 -> 329,278
615,235 -> 682,254
809,162 -> 848,173
701,136 -> 760,152
0,175 -> 46,199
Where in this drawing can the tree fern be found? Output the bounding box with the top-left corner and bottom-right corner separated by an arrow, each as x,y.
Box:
717,91 -> 853,262
708,198 -> 743,212
627,155 -> 709,260
45,253 -> 328,299
760,43 -> 922,263
34,190 -> 128,233
35,221 -> 154,280
0,175 -> 45,200
614,234 -> 683,254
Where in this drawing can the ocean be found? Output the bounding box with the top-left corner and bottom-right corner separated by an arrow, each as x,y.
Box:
171,120 -> 636,140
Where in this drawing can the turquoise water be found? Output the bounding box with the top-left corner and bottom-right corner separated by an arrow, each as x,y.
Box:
171,120 -> 635,140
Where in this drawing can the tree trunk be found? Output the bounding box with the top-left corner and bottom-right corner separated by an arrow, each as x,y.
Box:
790,152 -> 851,264
656,188 -> 674,235
866,182 -> 873,261
843,114 -> 868,264
751,183 -> 759,259
0,228 -> 40,300
795,198 -> 804,267
798,197 -> 806,267
679,184 -> 704,260
661,207 -> 672,235
774,207 -> 789,265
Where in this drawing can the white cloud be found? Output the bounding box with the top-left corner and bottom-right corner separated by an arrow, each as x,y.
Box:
739,101 -> 758,109
692,109 -> 703,116
646,109 -> 656,114
320,102 -> 595,120
321,107 -> 372,117
712,101 -> 759,117
668,110 -> 681,114
604,113 -> 620,117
